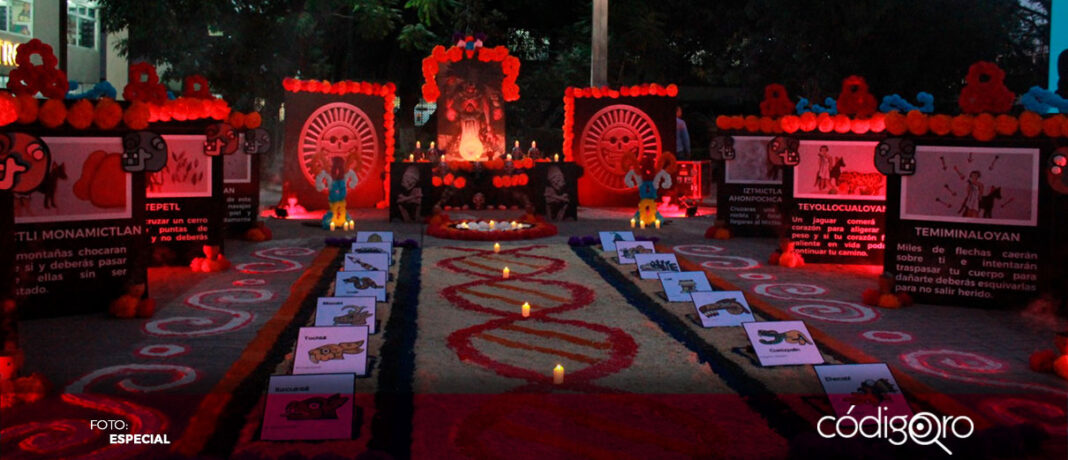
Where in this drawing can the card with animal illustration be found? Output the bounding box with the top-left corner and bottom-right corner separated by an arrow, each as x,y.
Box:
658,271 -> 713,302
261,373 -> 355,440
690,291 -> 756,327
615,240 -> 655,264
293,326 -> 369,375
634,253 -> 681,280
350,242 -> 393,266
344,252 -> 389,272
356,231 -> 394,243
14,137 -> 133,224
814,363 -> 913,422
598,231 -> 635,252
742,320 -> 824,366
316,297 -> 376,333
334,271 -> 387,301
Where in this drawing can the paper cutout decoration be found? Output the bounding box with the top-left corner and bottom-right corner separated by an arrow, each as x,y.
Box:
344,252 -> 389,272
709,135 -> 736,161
766,136 -> 800,167
316,296 -> 376,333
243,128 -> 272,155
203,123 -> 239,156
690,291 -> 755,327
873,138 -> 917,176
598,231 -> 635,252
658,271 -> 712,302
351,242 -> 393,266
261,373 -> 355,441
356,231 -> 394,243
814,363 -> 913,423
293,326 -> 369,375
0,133 -> 50,192
742,320 -> 824,366
335,271 -> 386,301
121,131 -> 168,172
615,240 -> 655,264
633,253 -> 681,280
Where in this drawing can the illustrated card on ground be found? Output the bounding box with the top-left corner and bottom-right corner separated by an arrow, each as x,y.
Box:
598,231 -> 635,252
316,297 -> 377,333
344,252 -> 389,272
634,253 -> 681,280
356,231 -> 394,243
814,363 -> 912,421
742,320 -> 824,366
658,271 -> 712,302
351,242 -> 393,265
334,271 -> 387,301
293,326 -> 369,375
690,291 -> 755,327
261,373 -> 355,441
615,240 -> 655,264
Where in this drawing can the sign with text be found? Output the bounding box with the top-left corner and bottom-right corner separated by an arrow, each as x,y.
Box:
12,136 -> 148,318
145,134 -> 224,265
785,140 -> 886,264
316,297 -> 377,333
742,320 -> 824,366
260,373 -> 355,441
718,136 -> 783,236
293,326 -> 369,375
814,363 -> 912,421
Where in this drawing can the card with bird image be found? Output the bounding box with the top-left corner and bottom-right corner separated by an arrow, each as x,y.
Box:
334,271 -> 386,301
615,240 -> 655,264
633,253 -> 681,280
293,326 -> 369,375
598,231 -> 635,252
742,320 -> 824,366
356,231 -> 394,243
690,291 -> 758,328
344,252 -> 389,272
316,297 -> 377,333
350,242 -> 393,265
814,363 -> 913,423
658,271 -> 713,302
261,373 -> 355,440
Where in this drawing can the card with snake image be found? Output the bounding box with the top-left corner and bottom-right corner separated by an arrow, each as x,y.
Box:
293,326 -> 369,375
334,270 -> 387,301
261,373 -> 355,441
742,320 -> 824,366
350,242 -> 393,266
344,252 -> 389,272
316,296 -> 377,333
690,291 -> 755,327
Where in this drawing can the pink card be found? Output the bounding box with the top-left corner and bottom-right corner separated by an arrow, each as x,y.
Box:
260,374 -> 354,441
814,363 -> 913,422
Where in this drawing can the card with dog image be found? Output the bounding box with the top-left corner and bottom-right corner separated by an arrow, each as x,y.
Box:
316,297 -> 376,333
615,241 -> 655,264
261,373 -> 355,440
293,326 -> 369,375
690,291 -> 755,327
658,271 -> 712,302
334,271 -> 386,301
742,320 -> 824,366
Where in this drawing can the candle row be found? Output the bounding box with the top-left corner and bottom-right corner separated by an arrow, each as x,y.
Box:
629,218 -> 661,229
494,241 -> 563,385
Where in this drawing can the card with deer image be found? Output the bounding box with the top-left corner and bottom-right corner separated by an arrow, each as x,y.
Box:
355,231 -> 394,243
351,242 -> 393,266
633,253 -> 681,280
742,320 -> 824,366
344,252 -> 389,272
657,271 -> 712,302
598,231 -> 635,252
615,240 -> 655,264
293,326 -> 369,375
261,373 -> 355,440
316,297 -> 376,333
690,291 -> 755,327
334,271 -> 386,301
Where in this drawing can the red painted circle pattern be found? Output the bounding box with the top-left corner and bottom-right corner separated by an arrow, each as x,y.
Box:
135,344 -> 189,358
738,273 -> 775,280
861,330 -> 913,343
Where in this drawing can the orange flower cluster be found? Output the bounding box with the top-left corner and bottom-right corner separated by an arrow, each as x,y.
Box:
492,173 -> 529,188
718,110 -> 1066,141
282,77 -> 396,160
563,83 -> 679,161
431,173 -> 468,189
0,95 -> 237,130
420,44 -> 520,103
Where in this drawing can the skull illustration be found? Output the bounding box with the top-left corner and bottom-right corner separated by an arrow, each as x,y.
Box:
599,125 -> 641,175
0,133 -> 50,192
243,128 -> 271,155
766,136 -> 800,166
873,138 -> 917,175
121,131 -> 168,172
318,124 -> 360,170
1047,148 -> 1068,194
203,123 -> 238,156
709,135 -> 736,160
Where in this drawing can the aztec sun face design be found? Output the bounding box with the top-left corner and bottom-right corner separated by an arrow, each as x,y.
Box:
299,102 -> 378,185
580,105 -> 661,191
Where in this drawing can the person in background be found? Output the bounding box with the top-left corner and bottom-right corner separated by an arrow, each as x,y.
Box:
675,106 -> 691,161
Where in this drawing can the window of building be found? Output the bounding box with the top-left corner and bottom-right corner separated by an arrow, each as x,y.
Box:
0,0 -> 33,37
67,0 -> 97,49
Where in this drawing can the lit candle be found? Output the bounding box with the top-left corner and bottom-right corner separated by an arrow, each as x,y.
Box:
347,220 -> 354,231
640,220 -> 646,229
503,266 -> 510,279
553,364 -> 564,384
489,220 -> 496,230
522,302 -> 530,318
416,140 -> 421,149
329,221 -> 336,231
630,218 -> 636,228
506,154 -> 512,161
655,219 -> 661,229
494,242 -> 500,253
554,153 -> 559,162
409,153 -> 414,162
510,221 -> 517,228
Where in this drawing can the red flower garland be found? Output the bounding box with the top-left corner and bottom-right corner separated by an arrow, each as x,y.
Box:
124,101 -> 151,130
0,92 -> 16,126
7,39 -> 68,99
38,99 -> 66,128
15,94 -> 37,124
958,61 -> 1015,115
94,98 -> 123,130
421,44 -> 521,103
67,99 -> 95,129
